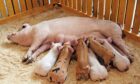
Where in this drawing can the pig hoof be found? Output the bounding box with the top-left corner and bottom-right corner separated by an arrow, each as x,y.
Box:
128,55 -> 134,63
22,56 -> 35,64
22,57 -> 28,63
76,67 -> 90,80
25,57 -> 35,64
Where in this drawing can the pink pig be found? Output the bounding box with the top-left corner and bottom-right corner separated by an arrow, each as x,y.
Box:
7,17 -> 133,64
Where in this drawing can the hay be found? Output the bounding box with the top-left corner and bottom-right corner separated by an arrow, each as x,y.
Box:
0,8 -> 140,84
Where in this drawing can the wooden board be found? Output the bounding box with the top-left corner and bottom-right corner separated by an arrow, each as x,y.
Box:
105,0 -> 112,20
39,0 -> 44,7
12,0 -> 20,14
44,0 -> 49,5
87,0 -> 92,16
117,0 -> 127,24
32,0 -> 39,8
77,0 -> 82,11
73,0 -> 76,9
6,0 -> 14,16
110,0 -> 119,22
0,0 -> 7,17
20,0 -> 26,11
132,0 -> 140,34
25,0 -> 32,10
93,0 -> 98,17
82,0 -> 87,13
99,0 -> 104,19
124,0 -> 135,31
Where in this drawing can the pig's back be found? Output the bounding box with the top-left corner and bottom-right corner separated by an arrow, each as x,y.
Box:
34,17 -> 121,36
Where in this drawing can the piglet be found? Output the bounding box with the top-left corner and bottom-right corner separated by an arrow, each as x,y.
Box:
96,39 -> 130,72
76,38 -> 90,80
34,42 -> 62,76
88,37 -> 114,67
88,49 -> 108,81
47,42 -> 73,84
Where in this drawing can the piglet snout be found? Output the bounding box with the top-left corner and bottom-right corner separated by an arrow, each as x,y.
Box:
7,33 -> 16,40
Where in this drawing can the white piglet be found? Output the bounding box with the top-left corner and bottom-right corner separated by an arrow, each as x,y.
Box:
34,43 -> 62,76
88,49 -> 108,81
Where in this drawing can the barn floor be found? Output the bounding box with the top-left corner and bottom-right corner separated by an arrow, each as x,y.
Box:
0,8 -> 140,84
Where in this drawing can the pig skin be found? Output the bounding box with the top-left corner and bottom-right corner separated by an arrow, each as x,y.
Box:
7,17 -> 133,64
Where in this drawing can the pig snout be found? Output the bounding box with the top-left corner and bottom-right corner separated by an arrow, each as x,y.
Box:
7,33 -> 16,40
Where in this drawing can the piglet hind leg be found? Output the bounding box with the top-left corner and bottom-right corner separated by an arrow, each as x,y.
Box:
112,35 -> 134,63
47,43 -> 73,84
76,38 -> 90,80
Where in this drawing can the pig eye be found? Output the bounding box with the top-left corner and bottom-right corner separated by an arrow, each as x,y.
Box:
22,25 -> 26,29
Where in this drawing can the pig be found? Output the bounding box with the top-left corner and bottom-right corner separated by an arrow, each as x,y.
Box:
34,42 -> 62,76
76,38 -> 90,80
96,38 -> 130,71
47,42 -> 73,84
7,16 -> 133,64
88,36 -> 115,67
88,49 -> 108,81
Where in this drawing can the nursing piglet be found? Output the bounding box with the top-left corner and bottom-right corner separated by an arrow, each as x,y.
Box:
34,43 -> 62,76
96,39 -> 130,71
88,49 -> 108,81
47,42 -> 73,84
76,38 -> 90,80
88,37 -> 114,67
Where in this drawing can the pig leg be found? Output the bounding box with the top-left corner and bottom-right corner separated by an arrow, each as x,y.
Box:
22,35 -> 46,63
112,35 -> 134,63
24,44 -> 51,64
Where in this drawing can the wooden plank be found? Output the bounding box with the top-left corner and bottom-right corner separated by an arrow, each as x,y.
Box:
20,0 -> 26,11
0,0 -> 7,17
132,0 -> 140,34
82,0 -> 87,13
99,0 -> 104,19
12,0 -> 20,14
32,0 -> 39,8
6,0 -> 14,16
110,0 -> 119,22
93,0 -> 98,17
44,0 -> 49,5
39,0 -> 44,7
25,0 -> 32,10
124,0 -> 135,31
105,0 -> 112,20
0,5 -> 52,24
73,0 -> 76,9
68,0 -> 72,8
117,0 -> 127,24
77,0 -> 82,11
87,0 -> 92,16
